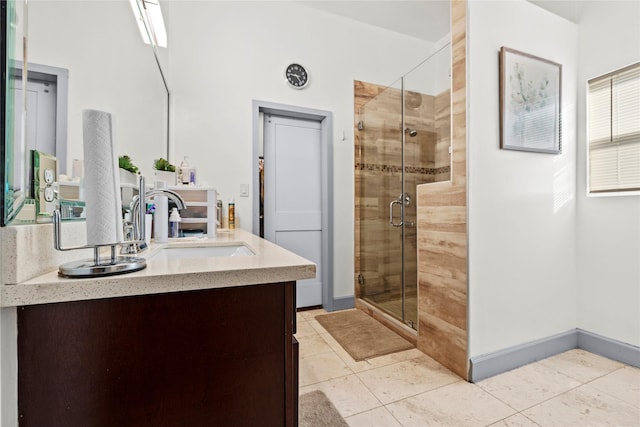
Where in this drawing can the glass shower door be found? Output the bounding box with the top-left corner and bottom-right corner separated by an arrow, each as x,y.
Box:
357,43 -> 452,330
358,79 -> 411,326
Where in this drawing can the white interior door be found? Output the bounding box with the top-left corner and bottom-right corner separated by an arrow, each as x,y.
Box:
12,77 -> 57,192
264,115 -> 323,308
14,77 -> 58,156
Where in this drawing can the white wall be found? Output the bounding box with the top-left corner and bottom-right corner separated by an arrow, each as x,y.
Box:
28,0 -> 167,180
165,1 -> 437,299
468,0 -> 579,357
576,1 -> 640,346
403,34 -> 451,96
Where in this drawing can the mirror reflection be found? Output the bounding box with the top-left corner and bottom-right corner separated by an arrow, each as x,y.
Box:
4,0 -> 168,225
3,0 -> 451,227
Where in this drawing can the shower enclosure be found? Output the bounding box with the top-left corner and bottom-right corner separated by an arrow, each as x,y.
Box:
356,44 -> 451,330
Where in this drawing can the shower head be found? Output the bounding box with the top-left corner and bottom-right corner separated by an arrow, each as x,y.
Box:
404,128 -> 418,137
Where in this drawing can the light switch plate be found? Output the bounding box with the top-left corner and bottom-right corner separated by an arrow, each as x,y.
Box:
240,184 -> 249,197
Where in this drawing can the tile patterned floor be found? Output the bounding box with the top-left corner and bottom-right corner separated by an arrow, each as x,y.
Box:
297,308 -> 640,427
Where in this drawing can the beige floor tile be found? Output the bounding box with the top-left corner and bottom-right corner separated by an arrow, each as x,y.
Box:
296,312 -> 307,327
299,308 -> 328,319
300,374 -> 381,417
538,349 -> 625,383
297,334 -> 334,358
477,361 -> 582,411
346,406 -> 402,427
307,317 -> 329,334
523,383 -> 640,427
589,366 -> 640,408
299,351 -> 353,387
295,309 -> 638,426
358,348 -> 425,372
356,354 -> 460,404
387,381 -> 516,427
488,413 -> 541,426
295,319 -> 318,338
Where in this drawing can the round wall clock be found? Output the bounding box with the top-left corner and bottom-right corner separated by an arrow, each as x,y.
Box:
285,63 -> 309,89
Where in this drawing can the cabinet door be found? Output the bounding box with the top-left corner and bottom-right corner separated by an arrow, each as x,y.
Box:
18,283 -> 297,427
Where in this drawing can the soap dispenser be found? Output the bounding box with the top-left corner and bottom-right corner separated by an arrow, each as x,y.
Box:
169,207 -> 182,238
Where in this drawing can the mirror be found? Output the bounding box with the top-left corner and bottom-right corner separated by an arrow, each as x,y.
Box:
2,0 -> 27,224
2,0 -> 168,225
3,0 -> 451,227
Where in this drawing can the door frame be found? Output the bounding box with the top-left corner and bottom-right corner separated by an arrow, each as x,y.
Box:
251,100 -> 335,312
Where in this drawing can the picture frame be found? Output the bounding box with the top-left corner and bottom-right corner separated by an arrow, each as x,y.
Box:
499,47 -> 562,154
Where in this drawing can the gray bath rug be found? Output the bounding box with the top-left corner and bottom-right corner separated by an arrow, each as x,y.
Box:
299,390 -> 348,427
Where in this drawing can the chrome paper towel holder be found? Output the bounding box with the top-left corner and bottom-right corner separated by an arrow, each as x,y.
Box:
53,176 -> 147,278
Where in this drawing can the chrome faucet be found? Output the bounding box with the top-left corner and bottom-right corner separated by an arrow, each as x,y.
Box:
121,184 -> 187,254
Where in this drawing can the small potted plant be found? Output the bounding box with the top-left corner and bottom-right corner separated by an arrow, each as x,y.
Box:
118,155 -> 140,185
153,158 -> 177,185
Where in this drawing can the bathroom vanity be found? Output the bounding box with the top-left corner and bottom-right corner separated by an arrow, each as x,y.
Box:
1,228 -> 315,427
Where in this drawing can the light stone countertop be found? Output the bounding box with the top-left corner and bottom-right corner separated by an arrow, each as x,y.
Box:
1,229 -> 316,307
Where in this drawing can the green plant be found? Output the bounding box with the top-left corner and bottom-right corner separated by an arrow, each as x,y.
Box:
118,155 -> 139,174
153,158 -> 176,172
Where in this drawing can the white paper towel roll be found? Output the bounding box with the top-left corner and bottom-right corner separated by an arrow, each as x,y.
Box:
82,109 -> 123,246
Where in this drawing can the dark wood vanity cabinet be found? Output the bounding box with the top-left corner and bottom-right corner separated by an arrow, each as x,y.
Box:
17,281 -> 298,427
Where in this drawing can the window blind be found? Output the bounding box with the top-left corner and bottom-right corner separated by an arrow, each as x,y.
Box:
588,62 -> 640,193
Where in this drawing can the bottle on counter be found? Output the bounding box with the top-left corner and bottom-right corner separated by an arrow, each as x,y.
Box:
216,200 -> 223,228
169,207 -> 182,238
228,200 -> 235,230
179,156 -> 190,185
153,181 -> 168,243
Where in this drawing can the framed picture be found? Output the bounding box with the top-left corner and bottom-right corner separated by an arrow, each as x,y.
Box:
499,47 -> 562,154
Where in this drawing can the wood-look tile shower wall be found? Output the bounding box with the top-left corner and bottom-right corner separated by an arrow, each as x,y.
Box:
416,0 -> 469,380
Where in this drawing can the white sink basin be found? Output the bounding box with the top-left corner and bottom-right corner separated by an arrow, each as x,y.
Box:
151,244 -> 255,261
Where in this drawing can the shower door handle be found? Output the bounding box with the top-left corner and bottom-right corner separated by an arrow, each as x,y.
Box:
389,199 -> 403,227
